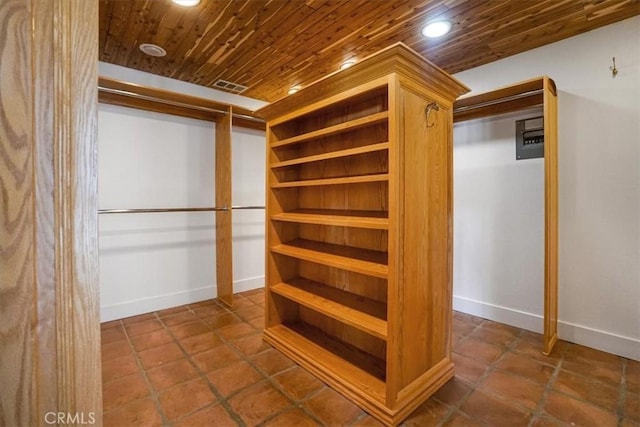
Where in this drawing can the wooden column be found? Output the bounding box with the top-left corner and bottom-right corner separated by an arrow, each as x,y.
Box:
543,76 -> 559,355
0,0 -> 101,425
216,107 -> 233,306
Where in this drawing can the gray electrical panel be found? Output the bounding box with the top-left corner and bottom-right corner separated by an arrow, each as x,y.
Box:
516,116 -> 544,160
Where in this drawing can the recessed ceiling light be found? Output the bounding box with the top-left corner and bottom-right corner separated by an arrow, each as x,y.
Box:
340,59 -> 356,70
139,43 -> 167,57
288,85 -> 301,95
171,0 -> 200,6
421,21 -> 451,38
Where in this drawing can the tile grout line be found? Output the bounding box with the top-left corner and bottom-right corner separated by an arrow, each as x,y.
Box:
432,319 -> 490,427
535,343 -> 627,423
254,384 -> 326,427
527,339 -> 567,427
159,299 -> 249,427
451,325 -> 564,426
191,297 -> 327,427
222,309 -> 327,426
449,317 -> 487,349
208,295 -> 329,425
122,318 -> 172,427
269,381 -> 336,426
452,324 -> 529,427
119,301 -> 234,425
196,297 -> 282,425
220,298 -> 327,424
154,293 -> 308,426
113,299 -> 280,424
617,358 -> 627,426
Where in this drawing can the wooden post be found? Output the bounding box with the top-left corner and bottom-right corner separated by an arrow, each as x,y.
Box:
0,0 -> 101,425
216,107 -> 233,306
543,76 -> 559,355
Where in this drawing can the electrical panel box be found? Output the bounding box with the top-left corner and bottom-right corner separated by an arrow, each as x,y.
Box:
516,116 -> 544,160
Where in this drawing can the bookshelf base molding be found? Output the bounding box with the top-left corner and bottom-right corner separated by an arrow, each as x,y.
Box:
264,325 -> 455,426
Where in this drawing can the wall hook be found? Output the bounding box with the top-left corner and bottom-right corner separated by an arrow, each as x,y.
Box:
610,57 -> 618,77
425,102 -> 440,128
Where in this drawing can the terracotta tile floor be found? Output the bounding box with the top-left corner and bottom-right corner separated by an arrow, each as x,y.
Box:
102,289 -> 639,426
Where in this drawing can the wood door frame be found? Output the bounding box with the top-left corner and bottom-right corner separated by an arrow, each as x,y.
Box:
453,76 -> 559,355
1,0 -> 101,425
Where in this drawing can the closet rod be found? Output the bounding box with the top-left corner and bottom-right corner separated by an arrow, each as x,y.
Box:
453,88 -> 543,113
98,206 -> 265,214
229,205 -> 265,210
98,86 -> 265,124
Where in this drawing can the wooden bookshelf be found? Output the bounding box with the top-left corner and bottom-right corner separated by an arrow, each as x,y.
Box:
256,42 -> 469,426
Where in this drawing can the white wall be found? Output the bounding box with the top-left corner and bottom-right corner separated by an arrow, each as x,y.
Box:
230,128 -> 267,287
453,108 -> 545,324
98,104 -> 265,321
452,16 -> 640,360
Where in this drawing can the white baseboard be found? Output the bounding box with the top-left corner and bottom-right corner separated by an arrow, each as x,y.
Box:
557,320 -> 640,362
100,276 -> 265,322
233,276 -> 265,294
453,295 -> 543,333
453,295 -> 639,361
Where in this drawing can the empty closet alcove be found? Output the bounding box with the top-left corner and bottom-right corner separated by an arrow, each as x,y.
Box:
452,77 -> 558,354
97,77 -> 267,321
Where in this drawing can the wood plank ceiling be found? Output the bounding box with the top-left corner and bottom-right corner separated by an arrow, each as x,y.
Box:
99,0 -> 640,102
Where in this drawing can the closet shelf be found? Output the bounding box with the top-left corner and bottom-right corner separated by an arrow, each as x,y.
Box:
271,174 -> 389,188
264,324 -> 387,399
271,142 -> 389,169
271,111 -> 389,149
270,209 -> 389,229
271,280 -> 388,340
271,239 -> 388,279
